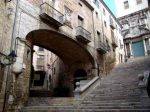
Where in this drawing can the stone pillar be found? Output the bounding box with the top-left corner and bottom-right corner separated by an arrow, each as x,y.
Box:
124,43 -> 127,57
91,68 -> 98,77
143,39 -> 148,56
129,42 -> 133,58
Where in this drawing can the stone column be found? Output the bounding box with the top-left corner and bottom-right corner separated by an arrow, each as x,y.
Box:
91,68 -> 98,77
143,39 -> 148,56
129,42 -> 133,58
124,43 -> 127,57
129,41 -> 133,58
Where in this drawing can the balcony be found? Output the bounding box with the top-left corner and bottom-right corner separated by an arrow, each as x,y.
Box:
112,37 -> 118,47
76,26 -> 91,44
97,41 -> 108,54
110,17 -> 115,29
40,2 -> 64,27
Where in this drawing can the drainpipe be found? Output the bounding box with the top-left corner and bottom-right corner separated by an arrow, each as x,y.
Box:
10,0 -> 19,51
2,0 -> 19,112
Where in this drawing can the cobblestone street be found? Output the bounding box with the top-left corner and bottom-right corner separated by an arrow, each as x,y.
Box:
22,56 -> 150,112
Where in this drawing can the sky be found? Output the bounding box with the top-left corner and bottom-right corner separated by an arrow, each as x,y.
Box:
103,0 -> 116,16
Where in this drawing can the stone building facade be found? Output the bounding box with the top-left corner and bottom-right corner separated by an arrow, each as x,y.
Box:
115,0 -> 150,58
0,0 -> 124,111
32,46 -> 64,91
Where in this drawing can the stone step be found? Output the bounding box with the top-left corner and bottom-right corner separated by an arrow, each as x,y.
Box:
81,101 -> 141,106
22,109 -> 150,112
79,105 -> 135,109
89,96 -> 139,100
22,105 -> 75,110
87,94 -> 140,98
83,99 -> 141,103
29,90 -> 53,97
85,97 -> 140,102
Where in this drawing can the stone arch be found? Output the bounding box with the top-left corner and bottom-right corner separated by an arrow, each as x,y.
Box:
24,29 -> 97,96
26,29 -> 95,66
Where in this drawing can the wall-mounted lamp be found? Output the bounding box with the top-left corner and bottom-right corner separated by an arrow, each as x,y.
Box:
0,50 -> 17,66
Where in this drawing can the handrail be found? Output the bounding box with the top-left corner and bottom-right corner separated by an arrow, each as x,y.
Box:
74,76 -> 100,99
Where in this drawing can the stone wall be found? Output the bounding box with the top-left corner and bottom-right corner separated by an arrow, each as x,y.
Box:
0,1 -> 16,111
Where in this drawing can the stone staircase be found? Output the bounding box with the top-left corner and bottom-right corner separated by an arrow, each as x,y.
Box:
22,56 -> 150,112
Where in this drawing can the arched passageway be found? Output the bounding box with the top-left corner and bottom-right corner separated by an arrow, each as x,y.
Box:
26,29 -> 96,97
74,69 -> 87,89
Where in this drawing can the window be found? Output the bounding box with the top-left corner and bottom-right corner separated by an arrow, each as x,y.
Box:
38,47 -> 44,51
119,28 -> 122,35
37,65 -> 44,70
103,8 -> 105,15
104,21 -> 107,27
124,1 -> 129,9
93,0 -> 99,8
37,55 -> 44,60
96,12 -> 98,18
97,31 -> 101,39
119,39 -> 122,48
78,16 -> 84,27
79,2 -> 82,7
136,0 -> 142,5
116,25 -> 118,30
64,6 -> 72,27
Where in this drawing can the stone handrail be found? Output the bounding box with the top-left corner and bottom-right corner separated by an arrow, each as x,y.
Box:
138,71 -> 149,88
74,76 -> 99,99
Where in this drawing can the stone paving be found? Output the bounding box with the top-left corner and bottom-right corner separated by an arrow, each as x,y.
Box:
22,56 -> 150,112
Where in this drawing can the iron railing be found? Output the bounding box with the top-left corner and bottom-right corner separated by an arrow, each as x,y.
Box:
76,26 -> 91,40
40,2 -> 64,25
110,16 -> 115,29
112,36 -> 118,47
97,41 -> 108,52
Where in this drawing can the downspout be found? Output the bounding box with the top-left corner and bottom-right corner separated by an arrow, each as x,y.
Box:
2,0 -> 19,112
10,0 -> 19,51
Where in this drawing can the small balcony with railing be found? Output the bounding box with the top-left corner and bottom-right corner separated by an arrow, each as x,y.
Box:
76,26 -> 91,44
109,16 -> 115,30
40,2 -> 64,27
112,36 -> 118,47
96,41 -> 108,54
